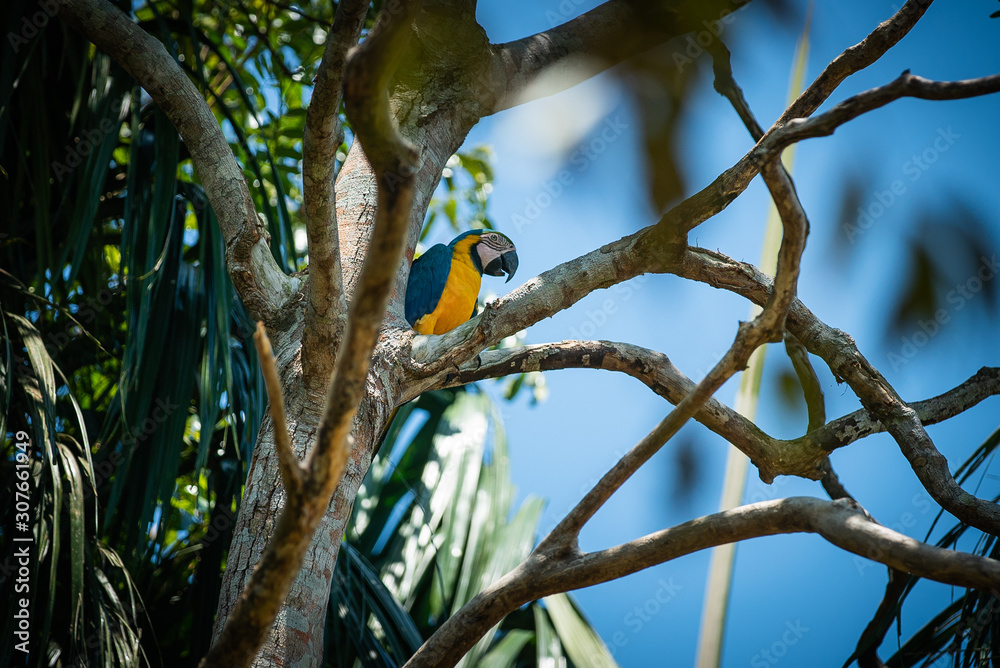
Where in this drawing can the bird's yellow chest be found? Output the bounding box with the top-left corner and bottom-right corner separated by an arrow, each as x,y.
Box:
425,255 -> 481,335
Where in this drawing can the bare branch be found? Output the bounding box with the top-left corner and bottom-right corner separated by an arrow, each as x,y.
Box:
437,339 -> 823,481
55,0 -> 294,321
772,0 -> 933,128
252,323 -> 303,493
807,366 -> 1000,453
677,248 -> 1000,536
647,0 -> 945,245
483,0 -> 753,115
773,71 -> 1000,147
302,0 -> 370,388
433,341 -> 1000,484
553,497 -> 1000,591
405,497 -> 1000,666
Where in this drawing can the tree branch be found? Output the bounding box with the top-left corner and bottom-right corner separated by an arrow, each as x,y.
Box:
406,497 -> 1000,666
302,0 -> 370,388
435,339 -> 823,481
253,323 -> 303,494
411,70 -> 1000,383
55,0 -> 294,321
805,366 -> 1000,453
677,248 -> 1000,536
772,0 -> 933,129
646,0 -> 939,248
431,341 -> 1000,484
772,71 -> 1000,148
482,0 -> 753,115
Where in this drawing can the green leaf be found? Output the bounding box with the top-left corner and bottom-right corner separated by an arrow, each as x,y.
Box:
478,629 -> 533,668
544,594 -> 620,668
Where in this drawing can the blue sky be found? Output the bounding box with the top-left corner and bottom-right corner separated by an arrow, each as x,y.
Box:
411,1 -> 1000,666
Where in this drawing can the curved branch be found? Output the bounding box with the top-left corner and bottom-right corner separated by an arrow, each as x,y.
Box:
806,366 -> 1000,453
302,0 -> 370,387
406,497 -> 1000,667
645,0 -> 943,247
654,70 -> 1000,245
483,0 -> 752,115
432,341 -> 1000,483
775,71 -> 1000,147
772,0 -> 933,129
55,0 -> 293,321
436,339 -> 822,481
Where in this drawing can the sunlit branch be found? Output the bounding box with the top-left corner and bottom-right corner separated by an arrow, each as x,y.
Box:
439,339 -> 821,481
405,497 -> 1000,667
253,323 -> 303,493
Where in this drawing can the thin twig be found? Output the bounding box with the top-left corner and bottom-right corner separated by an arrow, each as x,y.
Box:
252,322 -> 302,493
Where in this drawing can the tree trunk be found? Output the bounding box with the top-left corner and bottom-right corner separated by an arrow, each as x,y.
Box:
212,79 -> 484,668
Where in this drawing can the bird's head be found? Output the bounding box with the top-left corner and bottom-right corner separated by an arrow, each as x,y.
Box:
452,229 -> 519,283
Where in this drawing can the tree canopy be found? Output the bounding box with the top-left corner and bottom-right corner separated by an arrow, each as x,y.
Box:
2,0 -> 999,667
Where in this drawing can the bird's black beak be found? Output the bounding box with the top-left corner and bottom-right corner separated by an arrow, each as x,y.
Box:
484,249 -> 518,283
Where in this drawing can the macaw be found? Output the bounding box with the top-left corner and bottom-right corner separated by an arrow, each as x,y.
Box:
405,229 -> 518,335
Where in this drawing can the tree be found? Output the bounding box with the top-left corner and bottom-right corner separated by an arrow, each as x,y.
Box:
3,0 -> 1000,667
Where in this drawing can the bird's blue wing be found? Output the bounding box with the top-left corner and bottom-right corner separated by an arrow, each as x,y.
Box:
405,243 -> 451,327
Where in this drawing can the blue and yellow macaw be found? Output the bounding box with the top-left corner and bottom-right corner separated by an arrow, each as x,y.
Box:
405,229 -> 518,335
